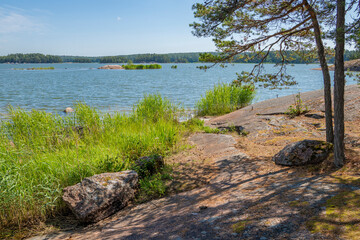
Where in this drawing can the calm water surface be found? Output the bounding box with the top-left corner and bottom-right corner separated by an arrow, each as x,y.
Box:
0,63 -> 357,115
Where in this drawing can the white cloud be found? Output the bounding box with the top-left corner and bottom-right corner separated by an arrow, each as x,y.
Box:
0,7 -> 44,34
117,16 -> 121,21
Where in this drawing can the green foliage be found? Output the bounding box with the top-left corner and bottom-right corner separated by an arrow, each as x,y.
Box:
59,56 -> 100,63
138,169 -> 172,200
235,71 -> 297,90
132,155 -> 164,179
285,93 -> 308,118
132,93 -> 178,123
99,53 -> 200,63
13,67 -> 55,70
181,118 -> 220,133
123,64 -> 162,70
72,57 -> 92,63
0,94 -> 185,231
190,1 -> 341,89
181,118 -> 206,132
196,83 -> 255,116
0,53 -> 62,63
2,51 -> 358,64
345,71 -> 360,84
171,65 -> 178,69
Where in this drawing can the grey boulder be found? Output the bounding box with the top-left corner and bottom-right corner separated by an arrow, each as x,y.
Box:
62,170 -> 138,222
64,107 -> 74,113
273,140 -> 332,166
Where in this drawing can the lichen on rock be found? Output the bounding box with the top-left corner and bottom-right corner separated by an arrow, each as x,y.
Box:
62,170 -> 138,222
273,140 -> 333,166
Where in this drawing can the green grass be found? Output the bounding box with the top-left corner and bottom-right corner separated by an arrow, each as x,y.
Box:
13,67 -> 55,70
123,64 -> 162,70
0,94 -> 193,234
181,118 -> 220,134
196,83 -> 255,116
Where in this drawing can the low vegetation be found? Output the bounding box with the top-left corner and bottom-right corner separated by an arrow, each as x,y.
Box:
285,93 -> 308,118
0,94 -> 199,237
307,190 -> 360,239
196,83 -> 255,116
123,64 -> 162,70
232,220 -> 250,234
13,67 -> 55,70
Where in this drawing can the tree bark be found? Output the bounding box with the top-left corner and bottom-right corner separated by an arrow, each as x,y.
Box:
334,0 -> 346,167
303,0 -> 334,143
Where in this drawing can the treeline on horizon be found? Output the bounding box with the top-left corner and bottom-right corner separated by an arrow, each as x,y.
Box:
1,51 -> 359,64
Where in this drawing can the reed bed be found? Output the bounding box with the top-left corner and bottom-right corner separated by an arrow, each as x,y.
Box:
13,67 -> 55,70
196,83 -> 255,116
0,94 -> 186,233
123,64 -> 162,70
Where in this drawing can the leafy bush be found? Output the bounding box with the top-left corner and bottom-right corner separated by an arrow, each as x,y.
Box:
196,83 -> 255,116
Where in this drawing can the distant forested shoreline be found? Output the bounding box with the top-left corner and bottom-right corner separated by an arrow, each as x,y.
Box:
1,51 -> 359,64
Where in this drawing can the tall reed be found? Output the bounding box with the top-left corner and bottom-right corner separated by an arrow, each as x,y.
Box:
123,64 -> 162,70
0,94 -> 183,233
196,83 -> 255,116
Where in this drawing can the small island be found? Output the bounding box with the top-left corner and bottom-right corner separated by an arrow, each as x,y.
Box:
13,67 -> 55,70
98,64 -> 162,70
98,65 -> 124,70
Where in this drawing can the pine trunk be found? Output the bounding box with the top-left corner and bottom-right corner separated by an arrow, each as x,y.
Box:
334,0 -> 346,167
305,1 -> 334,143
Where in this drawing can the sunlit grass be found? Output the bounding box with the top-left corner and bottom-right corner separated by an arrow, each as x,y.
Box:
0,94 -> 191,234
195,83 -> 255,116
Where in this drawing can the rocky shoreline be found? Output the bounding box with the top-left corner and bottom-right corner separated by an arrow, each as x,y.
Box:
98,65 -> 124,70
312,58 -> 360,71
29,85 -> 360,240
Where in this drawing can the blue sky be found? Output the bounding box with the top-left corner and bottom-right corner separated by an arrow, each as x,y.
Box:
0,0 -> 215,56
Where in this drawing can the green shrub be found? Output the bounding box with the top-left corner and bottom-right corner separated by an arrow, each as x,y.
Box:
285,93 -> 308,118
196,83 -> 255,116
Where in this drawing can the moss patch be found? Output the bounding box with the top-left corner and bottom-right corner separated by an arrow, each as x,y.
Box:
289,200 -> 310,207
306,190 -> 360,239
331,175 -> 360,187
232,220 -> 250,233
